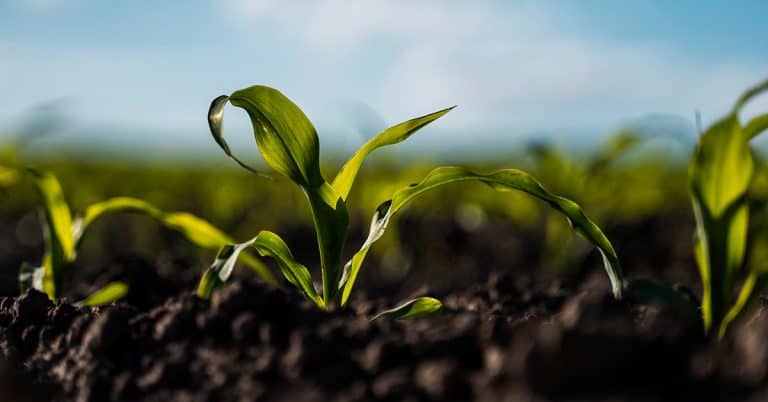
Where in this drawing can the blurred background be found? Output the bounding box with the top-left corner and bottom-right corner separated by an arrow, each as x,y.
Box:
1,0 -> 767,303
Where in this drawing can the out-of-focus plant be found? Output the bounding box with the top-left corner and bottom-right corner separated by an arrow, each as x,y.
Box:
630,78 -> 768,337
20,170 -> 276,305
197,84 -> 624,318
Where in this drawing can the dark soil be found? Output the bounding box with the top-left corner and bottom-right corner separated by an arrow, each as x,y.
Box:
2,213 -> 768,401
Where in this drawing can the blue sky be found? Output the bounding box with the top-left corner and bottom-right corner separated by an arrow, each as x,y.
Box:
1,0 -> 767,157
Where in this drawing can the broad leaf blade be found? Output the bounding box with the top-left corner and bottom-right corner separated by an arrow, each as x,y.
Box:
340,167 -> 624,306
371,297 -> 443,320
29,170 -> 75,299
332,106 -> 454,200
689,116 -> 752,331
228,85 -> 323,187
82,197 -> 277,284
197,231 -> 324,308
77,281 -> 129,307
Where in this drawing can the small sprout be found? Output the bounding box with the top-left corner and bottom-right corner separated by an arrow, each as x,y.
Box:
20,170 -> 276,302
371,297 -> 443,321
76,281 -> 129,307
199,84 -> 623,317
630,77 -> 768,337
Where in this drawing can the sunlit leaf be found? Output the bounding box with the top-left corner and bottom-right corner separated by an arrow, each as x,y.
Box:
689,118 -> 752,333
29,170 -> 75,299
226,85 -> 324,187
81,197 -> 277,284
332,106 -> 455,200
744,113 -> 768,140
197,231 -> 324,308
77,281 -> 129,307
339,166 -> 623,306
371,297 -> 442,320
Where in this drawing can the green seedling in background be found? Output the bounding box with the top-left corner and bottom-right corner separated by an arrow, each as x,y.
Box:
20,170 -> 276,306
197,84 -> 623,318
629,78 -> 768,337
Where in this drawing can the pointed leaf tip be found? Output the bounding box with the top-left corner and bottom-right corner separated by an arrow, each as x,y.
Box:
371,297 -> 443,320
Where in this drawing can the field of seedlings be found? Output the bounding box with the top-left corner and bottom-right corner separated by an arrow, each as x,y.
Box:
0,79 -> 767,402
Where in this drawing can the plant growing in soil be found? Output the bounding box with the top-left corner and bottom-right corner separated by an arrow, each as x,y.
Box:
197,84 -> 623,316
689,78 -> 768,336
19,169 -> 276,305
630,78 -> 768,337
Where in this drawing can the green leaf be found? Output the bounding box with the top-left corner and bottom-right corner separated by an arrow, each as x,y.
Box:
689,116 -> 752,331
81,197 -> 277,284
77,281 -> 129,307
29,170 -> 76,299
207,95 -> 269,178
225,85 -> 324,187
745,113 -> 768,140
719,272 -> 765,338
371,297 -> 443,320
731,77 -> 768,114
197,231 -> 324,308
339,167 -> 623,306
332,106 -> 455,200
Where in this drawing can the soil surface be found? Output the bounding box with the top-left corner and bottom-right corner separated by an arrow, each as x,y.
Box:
2,213 -> 768,401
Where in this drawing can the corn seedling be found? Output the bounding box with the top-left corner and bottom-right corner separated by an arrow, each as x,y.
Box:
196,84 -> 623,318
629,78 -> 768,337
19,169 -> 276,306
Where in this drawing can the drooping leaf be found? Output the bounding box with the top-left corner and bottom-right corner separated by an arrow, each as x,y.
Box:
745,113 -> 768,140
226,85 -> 324,187
81,197 -> 277,284
371,297 -> 443,320
197,231 -> 324,308
77,281 -> 129,307
29,170 -> 76,299
731,78 -> 768,114
332,106 -> 455,200
339,167 -> 623,306
207,95 -> 268,177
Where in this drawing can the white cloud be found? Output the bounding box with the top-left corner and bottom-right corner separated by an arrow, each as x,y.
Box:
224,0 -> 766,140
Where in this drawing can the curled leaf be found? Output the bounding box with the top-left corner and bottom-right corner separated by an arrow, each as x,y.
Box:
228,85 -> 323,187
208,95 -> 269,178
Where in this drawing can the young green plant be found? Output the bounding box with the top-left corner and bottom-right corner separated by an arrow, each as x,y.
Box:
197,84 -> 623,318
20,169 -> 276,306
628,78 -> 768,337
